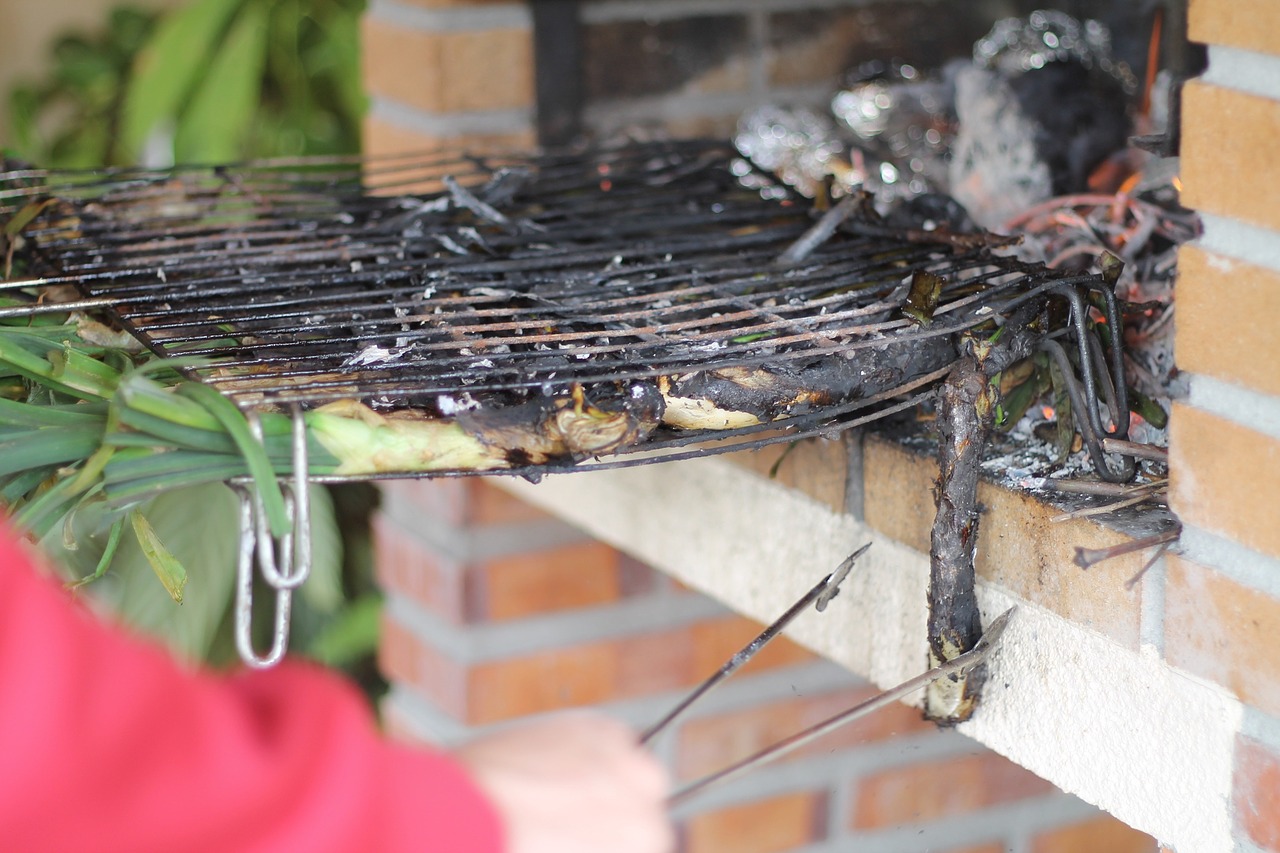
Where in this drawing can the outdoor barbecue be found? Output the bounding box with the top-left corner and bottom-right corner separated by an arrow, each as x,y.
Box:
1,3 -> 1249,845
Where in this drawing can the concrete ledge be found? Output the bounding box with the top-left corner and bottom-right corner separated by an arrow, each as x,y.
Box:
497,454 -> 1243,852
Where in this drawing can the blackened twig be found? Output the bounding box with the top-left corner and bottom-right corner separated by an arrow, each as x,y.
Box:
925,357 -> 993,724
1073,528 -> 1181,569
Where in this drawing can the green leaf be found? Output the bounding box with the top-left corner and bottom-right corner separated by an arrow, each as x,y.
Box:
120,0 -> 245,161
902,270 -> 945,326
304,593 -> 381,667
129,508 -> 187,604
175,1 -> 271,163
298,483 -> 345,613
101,485 -> 240,660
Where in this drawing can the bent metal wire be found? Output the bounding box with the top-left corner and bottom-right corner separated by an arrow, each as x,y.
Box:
0,140 -> 1128,664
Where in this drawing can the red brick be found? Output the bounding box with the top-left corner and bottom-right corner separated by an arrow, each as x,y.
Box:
477,541 -> 624,621
1168,404 -> 1280,562
1165,556 -> 1280,717
1030,815 -> 1156,853
675,686 -> 933,781
684,791 -> 827,853
1182,82 -> 1280,233
373,515 -> 468,622
1236,735 -> 1280,851
377,615 -> 468,719
1189,0 -> 1280,57
468,641 -> 618,723
1176,246 -> 1280,397
378,479 -> 551,529
690,615 -> 817,677
362,19 -> 533,115
852,752 -> 1056,829
468,481 -> 553,525
380,613 -> 820,725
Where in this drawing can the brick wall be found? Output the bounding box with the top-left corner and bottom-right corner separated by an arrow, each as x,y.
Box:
374,476 -> 1156,852
360,0 -> 1275,850
1169,1 -> 1280,850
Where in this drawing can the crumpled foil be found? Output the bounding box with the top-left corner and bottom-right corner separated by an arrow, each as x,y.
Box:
974,9 -> 1137,94
733,105 -> 856,199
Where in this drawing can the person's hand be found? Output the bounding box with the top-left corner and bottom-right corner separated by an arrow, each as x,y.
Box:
456,712 -> 674,853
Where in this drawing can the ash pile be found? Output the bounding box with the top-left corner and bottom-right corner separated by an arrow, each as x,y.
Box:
735,10 -> 1197,490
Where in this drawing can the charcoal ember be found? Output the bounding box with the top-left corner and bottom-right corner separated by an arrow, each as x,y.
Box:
1006,61 -> 1130,196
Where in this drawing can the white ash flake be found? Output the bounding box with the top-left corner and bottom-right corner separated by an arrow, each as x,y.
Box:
437,393 -> 481,415
343,343 -> 414,367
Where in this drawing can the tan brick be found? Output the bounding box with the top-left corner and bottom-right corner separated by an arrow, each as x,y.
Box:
1236,735 -> 1280,851
1165,555 -> 1280,717
1176,246 -> 1280,397
393,0 -> 519,7
362,18 -> 533,115
1182,82 -> 1280,233
728,436 -> 850,515
864,434 -> 1146,647
851,751 -> 1056,829
1189,0 -> 1280,56
675,685 -> 932,781
1030,815 -> 1156,853
684,791 -> 827,853
478,541 -> 624,621
1169,403 -> 1280,560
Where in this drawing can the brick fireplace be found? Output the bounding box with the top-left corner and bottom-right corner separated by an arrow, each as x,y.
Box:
362,1 -> 1280,851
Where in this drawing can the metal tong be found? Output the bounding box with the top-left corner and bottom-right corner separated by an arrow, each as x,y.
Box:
643,543 -> 1016,804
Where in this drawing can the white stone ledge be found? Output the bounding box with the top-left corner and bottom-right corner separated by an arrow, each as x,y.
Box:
498,456 -> 1245,852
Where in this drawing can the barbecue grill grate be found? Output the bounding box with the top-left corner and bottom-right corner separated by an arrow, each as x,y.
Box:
0,140 -> 1102,478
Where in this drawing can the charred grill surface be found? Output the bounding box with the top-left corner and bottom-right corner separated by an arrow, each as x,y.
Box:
1,141 -> 1102,475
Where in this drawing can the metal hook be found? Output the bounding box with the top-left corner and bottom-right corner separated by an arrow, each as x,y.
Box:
232,405 -> 312,668
233,485 -> 294,669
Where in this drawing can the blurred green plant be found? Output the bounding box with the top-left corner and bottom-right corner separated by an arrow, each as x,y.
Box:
3,0 -> 379,681
8,0 -> 365,167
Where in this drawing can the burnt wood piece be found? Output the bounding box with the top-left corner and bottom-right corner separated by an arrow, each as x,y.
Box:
924,356 -> 993,724
925,308 -> 1041,724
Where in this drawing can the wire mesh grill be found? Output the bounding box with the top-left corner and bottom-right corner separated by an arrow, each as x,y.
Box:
0,140 -> 1097,476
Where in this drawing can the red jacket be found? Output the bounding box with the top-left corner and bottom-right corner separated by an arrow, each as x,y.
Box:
0,528 -> 504,852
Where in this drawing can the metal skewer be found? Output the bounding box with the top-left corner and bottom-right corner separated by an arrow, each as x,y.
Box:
639,543 -> 872,746
669,606 -> 1017,805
